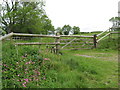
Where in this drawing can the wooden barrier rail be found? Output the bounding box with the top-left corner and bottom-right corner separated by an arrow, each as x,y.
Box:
96,29 -> 109,37
0,32 -> 14,41
13,33 -> 60,38
3,32 -> 117,53
15,42 -> 60,45
110,32 -> 120,34
0,33 -> 96,51
97,33 -> 111,42
60,35 -> 93,38
1,31 -> 119,54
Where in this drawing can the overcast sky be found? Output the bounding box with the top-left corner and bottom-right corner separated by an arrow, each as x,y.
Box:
45,0 -> 119,32
0,0 -> 119,32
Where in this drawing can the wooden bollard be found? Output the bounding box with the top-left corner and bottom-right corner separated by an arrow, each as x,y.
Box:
55,33 -> 60,54
93,34 -> 97,48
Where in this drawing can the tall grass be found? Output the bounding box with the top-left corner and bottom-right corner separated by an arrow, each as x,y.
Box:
97,34 -> 118,50
2,40 -> 118,88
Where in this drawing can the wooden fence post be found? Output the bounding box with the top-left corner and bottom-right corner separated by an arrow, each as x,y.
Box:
109,28 -> 111,39
93,34 -> 97,48
55,33 -> 60,54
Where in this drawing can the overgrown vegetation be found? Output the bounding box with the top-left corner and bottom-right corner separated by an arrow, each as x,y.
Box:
97,34 -> 119,50
1,0 -> 119,89
2,34 -> 118,88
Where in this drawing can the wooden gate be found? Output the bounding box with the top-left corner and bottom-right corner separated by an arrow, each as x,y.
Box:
59,35 -> 94,50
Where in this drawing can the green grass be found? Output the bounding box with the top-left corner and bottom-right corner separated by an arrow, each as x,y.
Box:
97,34 -> 118,50
1,33 -> 119,88
2,42 -> 118,88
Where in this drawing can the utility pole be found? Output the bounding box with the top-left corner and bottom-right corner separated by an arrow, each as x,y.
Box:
118,1 -> 120,17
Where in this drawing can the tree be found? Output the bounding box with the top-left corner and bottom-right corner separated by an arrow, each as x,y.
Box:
56,27 -> 63,35
72,26 -> 80,34
62,25 -> 72,35
41,15 -> 54,34
0,0 -> 54,34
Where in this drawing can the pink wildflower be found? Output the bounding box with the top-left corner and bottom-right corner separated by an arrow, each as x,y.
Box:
35,79 -> 39,81
29,79 -> 32,81
43,77 -> 46,80
32,62 -> 35,64
17,80 -> 20,82
23,82 -> 27,84
25,61 -> 32,65
24,72 -> 27,74
34,70 -> 40,75
0,64 -> 2,65
22,83 -> 26,87
3,64 -> 8,67
25,69 -> 28,71
32,75 -> 37,77
38,72 -> 40,75
22,56 -> 25,58
29,60 -> 32,63
18,74 -> 20,76
25,62 -> 29,65
24,79 -> 29,82
44,58 -> 50,61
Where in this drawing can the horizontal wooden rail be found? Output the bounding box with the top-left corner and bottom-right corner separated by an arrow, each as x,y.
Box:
60,48 -> 92,50
60,35 -> 93,38
13,33 -> 94,38
13,33 -> 60,38
110,32 -> 120,34
0,32 -> 14,41
15,42 -> 60,45
97,33 -> 111,42
60,42 -> 93,44
63,45 -> 94,48
60,39 -> 93,41
1,32 -> 95,50
97,29 -> 109,37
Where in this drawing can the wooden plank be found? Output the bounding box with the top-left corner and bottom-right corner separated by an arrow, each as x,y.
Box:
15,42 -> 60,45
111,32 -> 120,34
60,35 -> 93,38
60,42 -> 93,44
61,38 -> 76,49
97,33 -> 111,42
64,45 -> 94,48
97,29 -> 109,37
60,48 -> 92,50
60,39 -> 93,41
13,33 -> 60,38
0,32 -> 14,41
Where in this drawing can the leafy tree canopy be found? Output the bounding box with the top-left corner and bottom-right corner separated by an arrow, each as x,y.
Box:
72,26 -> 80,34
62,25 -> 72,35
0,0 -> 54,34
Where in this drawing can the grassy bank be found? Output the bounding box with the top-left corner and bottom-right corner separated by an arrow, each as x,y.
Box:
2,38 -> 118,88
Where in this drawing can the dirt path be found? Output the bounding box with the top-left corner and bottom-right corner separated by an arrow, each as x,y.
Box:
75,53 -> 118,61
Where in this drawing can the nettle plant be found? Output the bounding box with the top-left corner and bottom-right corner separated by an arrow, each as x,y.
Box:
2,48 -> 51,88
